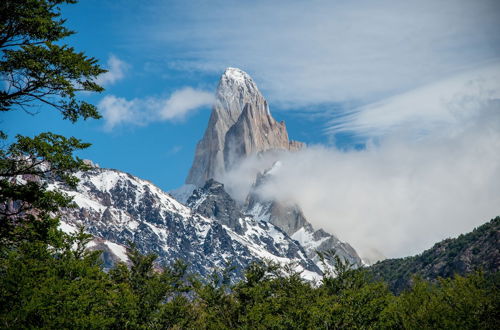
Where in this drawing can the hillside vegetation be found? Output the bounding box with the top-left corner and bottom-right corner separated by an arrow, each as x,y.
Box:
369,217 -> 500,293
1,226 -> 499,329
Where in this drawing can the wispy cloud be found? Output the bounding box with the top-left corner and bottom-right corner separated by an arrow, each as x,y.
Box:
159,88 -> 214,121
99,87 -> 213,130
168,145 -> 183,156
327,61 -> 500,139
95,55 -> 128,86
138,0 -> 500,106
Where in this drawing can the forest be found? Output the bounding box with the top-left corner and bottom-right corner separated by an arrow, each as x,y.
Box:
0,226 -> 499,329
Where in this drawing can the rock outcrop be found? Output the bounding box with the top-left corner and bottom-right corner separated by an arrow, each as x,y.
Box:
184,67 -> 362,271
54,168 -> 323,282
245,166 -> 364,270
186,68 -> 304,187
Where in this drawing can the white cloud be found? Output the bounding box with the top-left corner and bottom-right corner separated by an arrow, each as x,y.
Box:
99,87 -> 213,130
159,88 -> 214,120
95,55 -> 128,86
221,65 -> 500,260
328,61 -> 500,139
98,95 -> 138,130
140,0 -> 500,106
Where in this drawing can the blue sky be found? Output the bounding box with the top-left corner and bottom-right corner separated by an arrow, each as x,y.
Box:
2,0 -> 351,191
2,0 -> 500,256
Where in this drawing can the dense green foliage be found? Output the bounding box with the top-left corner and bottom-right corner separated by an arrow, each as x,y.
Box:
0,0 -> 105,120
0,0 -> 103,245
370,217 -> 500,293
1,241 -> 499,329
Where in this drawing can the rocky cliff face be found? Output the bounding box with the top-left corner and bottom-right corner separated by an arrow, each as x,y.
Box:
186,68 -> 304,186
245,166 -> 364,270
53,168 -> 322,281
184,67 -> 363,271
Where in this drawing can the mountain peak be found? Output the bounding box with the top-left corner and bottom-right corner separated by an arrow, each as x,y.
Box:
222,67 -> 252,85
186,68 -> 304,187
215,67 -> 265,118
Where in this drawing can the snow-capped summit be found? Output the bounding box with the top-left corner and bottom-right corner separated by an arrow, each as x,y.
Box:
186,68 -> 304,187
221,67 -> 254,86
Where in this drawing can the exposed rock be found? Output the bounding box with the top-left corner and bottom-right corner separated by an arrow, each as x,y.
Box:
224,102 -> 304,171
187,179 -> 245,234
54,168 -> 323,282
82,159 -> 99,168
186,68 -> 304,186
245,166 -> 364,270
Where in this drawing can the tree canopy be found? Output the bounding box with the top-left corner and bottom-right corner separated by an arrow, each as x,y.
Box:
0,0 -> 105,244
0,0 -> 105,121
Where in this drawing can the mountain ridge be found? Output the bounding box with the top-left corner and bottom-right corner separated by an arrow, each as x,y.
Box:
57,67 -> 364,282
53,167 -> 324,281
183,67 -> 363,271
369,216 -> 500,293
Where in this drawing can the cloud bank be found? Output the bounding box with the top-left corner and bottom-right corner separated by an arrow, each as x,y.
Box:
99,87 -> 213,130
222,65 -> 500,260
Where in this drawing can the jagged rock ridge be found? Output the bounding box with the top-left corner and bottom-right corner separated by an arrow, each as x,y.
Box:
53,168 -> 322,281
244,164 -> 364,269
186,68 -> 304,187
184,67 -> 363,270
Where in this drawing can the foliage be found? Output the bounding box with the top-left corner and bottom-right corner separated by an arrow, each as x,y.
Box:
0,228 -> 115,328
1,244 -> 498,329
0,0 -> 105,120
381,273 -> 500,329
0,0 -> 104,245
369,216 -> 500,293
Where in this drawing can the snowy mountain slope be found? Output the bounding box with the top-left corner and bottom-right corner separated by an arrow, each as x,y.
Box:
244,163 -> 364,269
53,168 -> 323,281
186,179 -> 320,276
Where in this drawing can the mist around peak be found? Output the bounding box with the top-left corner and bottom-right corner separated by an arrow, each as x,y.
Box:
220,70 -> 500,260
